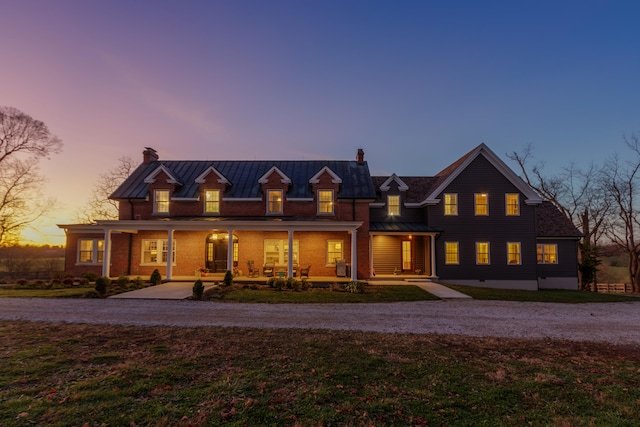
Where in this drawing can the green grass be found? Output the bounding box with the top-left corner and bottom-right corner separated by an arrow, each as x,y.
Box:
222,284 -> 438,303
0,287 -> 94,298
1,321 -> 639,426
444,284 -> 640,303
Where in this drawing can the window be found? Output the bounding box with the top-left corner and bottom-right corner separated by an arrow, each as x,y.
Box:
264,239 -> 299,264
154,190 -> 170,214
388,195 -> 400,216
537,244 -> 558,264
475,193 -> 489,215
267,190 -> 283,214
445,242 -> 459,265
444,193 -> 458,216
204,190 -> 220,214
506,194 -> 519,216
142,239 -> 176,265
318,190 -> 334,214
476,242 -> 490,265
78,239 -> 104,264
327,240 -> 343,265
507,242 -> 521,265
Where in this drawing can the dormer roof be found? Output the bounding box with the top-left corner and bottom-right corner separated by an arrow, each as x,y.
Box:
309,166 -> 342,184
258,166 -> 292,185
195,166 -> 230,185
143,165 -> 182,185
379,173 -> 409,191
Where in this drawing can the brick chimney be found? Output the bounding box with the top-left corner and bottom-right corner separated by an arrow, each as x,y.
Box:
143,147 -> 159,164
356,148 -> 365,165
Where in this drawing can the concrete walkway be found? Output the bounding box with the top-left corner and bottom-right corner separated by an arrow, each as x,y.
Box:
109,280 -> 471,300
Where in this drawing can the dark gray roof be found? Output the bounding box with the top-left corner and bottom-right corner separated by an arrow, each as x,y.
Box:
370,222 -> 442,233
536,201 -> 582,238
111,160 -> 376,200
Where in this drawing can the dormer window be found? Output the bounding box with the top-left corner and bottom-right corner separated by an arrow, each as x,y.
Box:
154,190 -> 170,214
267,189 -> 283,214
388,195 -> 400,216
318,190 -> 334,215
204,190 -> 220,214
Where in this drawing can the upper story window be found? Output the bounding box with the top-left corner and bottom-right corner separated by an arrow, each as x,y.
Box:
204,190 -> 220,214
476,242 -> 490,265
267,189 -> 283,214
507,242 -> 521,265
475,193 -> 489,216
388,195 -> 400,216
506,194 -> 519,216
318,190 -> 334,215
537,244 -> 558,264
444,193 -> 458,215
154,189 -> 170,214
445,242 -> 459,265
78,238 -> 104,264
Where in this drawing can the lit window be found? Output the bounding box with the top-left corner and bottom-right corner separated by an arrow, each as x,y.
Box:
475,193 -> 489,216
476,242 -> 490,265
444,194 -> 458,216
78,239 -> 104,264
318,190 -> 334,214
507,242 -> 521,265
445,242 -> 459,265
327,240 -> 344,265
154,190 -> 170,214
537,244 -> 558,264
142,239 -> 176,265
204,190 -> 220,214
264,239 -> 299,265
388,195 -> 400,216
267,190 -> 283,214
506,194 -> 519,216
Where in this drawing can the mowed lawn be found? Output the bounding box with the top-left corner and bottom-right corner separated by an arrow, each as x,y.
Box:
2,321 -> 639,426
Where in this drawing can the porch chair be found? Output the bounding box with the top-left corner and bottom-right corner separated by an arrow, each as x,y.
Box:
247,260 -> 259,278
299,265 -> 311,279
262,262 -> 275,277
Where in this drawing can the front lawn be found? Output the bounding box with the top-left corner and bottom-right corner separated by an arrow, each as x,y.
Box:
0,287 -> 95,298
444,284 -> 640,303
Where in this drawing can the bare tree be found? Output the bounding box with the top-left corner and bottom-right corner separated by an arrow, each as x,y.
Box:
0,107 -> 62,245
601,134 -> 640,293
76,156 -> 136,223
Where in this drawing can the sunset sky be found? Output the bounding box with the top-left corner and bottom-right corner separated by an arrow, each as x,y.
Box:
2,0 -> 640,245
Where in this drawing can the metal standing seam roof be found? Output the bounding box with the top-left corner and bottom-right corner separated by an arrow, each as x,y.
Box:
110,160 -> 377,200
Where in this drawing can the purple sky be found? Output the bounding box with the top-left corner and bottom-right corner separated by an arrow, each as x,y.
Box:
2,1 -> 639,244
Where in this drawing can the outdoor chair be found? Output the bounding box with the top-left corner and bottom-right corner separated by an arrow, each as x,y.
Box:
247,260 -> 259,278
263,262 -> 275,277
299,265 -> 311,278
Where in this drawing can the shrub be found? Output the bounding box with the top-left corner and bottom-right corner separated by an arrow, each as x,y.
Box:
62,277 -> 74,285
192,279 -> 205,300
344,281 -> 365,293
117,276 -> 130,286
81,272 -> 98,282
95,276 -> 111,296
223,270 -> 233,286
150,269 -> 162,285
77,277 -> 89,286
16,279 -> 28,286
132,276 -> 145,287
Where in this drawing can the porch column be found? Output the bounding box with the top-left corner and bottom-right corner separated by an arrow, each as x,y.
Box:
287,229 -> 294,277
369,234 -> 373,278
350,228 -> 358,281
102,229 -> 112,278
166,229 -> 174,280
227,229 -> 234,272
430,234 -> 437,278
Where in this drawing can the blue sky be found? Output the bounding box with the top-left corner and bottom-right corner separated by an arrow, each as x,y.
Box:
1,0 -> 639,244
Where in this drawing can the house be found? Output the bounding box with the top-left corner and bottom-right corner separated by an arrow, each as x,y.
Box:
60,144 -> 581,290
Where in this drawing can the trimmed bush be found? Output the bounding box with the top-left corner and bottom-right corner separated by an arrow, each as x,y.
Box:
150,269 -> 162,285
81,272 -> 98,282
95,276 -> 111,296
117,276 -> 130,286
192,279 -> 205,300
223,270 -> 233,286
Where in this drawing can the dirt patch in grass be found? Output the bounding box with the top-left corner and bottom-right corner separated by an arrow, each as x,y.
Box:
2,321 -> 639,426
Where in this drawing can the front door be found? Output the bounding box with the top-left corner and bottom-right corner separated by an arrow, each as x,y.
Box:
206,237 -> 228,273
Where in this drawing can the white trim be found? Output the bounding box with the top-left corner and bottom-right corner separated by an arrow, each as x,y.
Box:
195,166 -> 230,185
258,166 -> 291,184
379,173 -> 408,191
369,202 -> 385,207
309,166 -> 342,184
144,165 -> 181,185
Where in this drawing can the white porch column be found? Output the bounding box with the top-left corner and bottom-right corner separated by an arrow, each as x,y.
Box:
350,228 -> 358,281
287,229 -> 294,277
227,229 -> 234,272
102,229 -> 112,278
369,234 -> 373,278
430,234 -> 437,278
166,229 -> 174,280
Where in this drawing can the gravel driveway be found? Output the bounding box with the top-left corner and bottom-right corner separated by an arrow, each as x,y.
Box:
2,298 -> 639,345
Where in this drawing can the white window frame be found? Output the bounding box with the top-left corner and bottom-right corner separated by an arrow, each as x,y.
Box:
318,190 -> 334,215
444,241 -> 459,265
444,193 -> 458,216
77,238 -> 104,264
537,244 -> 558,264
266,189 -> 283,215
154,189 -> 170,215
388,195 -> 400,216
326,240 -> 344,265
204,189 -> 221,214
141,239 -> 176,266
506,193 -> 520,216
263,239 -> 299,265
475,193 -> 489,216
507,242 -> 521,265
476,242 -> 490,265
